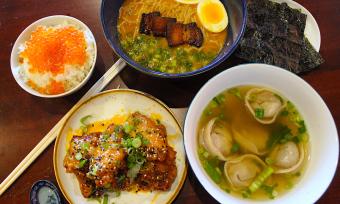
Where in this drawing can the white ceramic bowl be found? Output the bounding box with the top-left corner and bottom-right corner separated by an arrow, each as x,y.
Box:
184,64 -> 338,204
10,15 -> 97,98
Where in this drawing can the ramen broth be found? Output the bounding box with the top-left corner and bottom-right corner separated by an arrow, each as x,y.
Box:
198,86 -> 309,200
117,0 -> 227,73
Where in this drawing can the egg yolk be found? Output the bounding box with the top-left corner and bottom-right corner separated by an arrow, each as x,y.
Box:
201,2 -> 224,24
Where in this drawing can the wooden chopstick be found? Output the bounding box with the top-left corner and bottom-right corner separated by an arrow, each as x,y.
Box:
0,59 -> 126,195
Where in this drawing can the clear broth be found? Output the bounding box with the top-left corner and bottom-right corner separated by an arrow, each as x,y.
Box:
198,85 -> 309,200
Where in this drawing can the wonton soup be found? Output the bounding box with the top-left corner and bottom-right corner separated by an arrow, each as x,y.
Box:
197,85 -> 309,200
117,0 -> 227,73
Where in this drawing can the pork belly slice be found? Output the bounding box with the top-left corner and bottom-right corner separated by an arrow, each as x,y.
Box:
167,22 -> 204,47
152,16 -> 176,37
184,22 -> 204,47
139,11 -> 161,34
166,22 -> 185,47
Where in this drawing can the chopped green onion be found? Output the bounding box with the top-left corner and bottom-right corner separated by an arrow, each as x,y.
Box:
231,143 -> 240,153
255,108 -> 265,119
212,96 -> 223,106
203,151 -> 209,158
114,125 -> 122,134
102,133 -> 110,140
228,88 -> 242,99
75,152 -> 82,160
101,142 -> 110,150
298,120 -> 306,133
265,157 -> 274,165
204,109 -> 213,116
261,184 -> 278,199
123,124 -> 134,134
90,164 -> 99,176
132,137 -> 142,148
267,125 -> 291,149
215,167 -> 222,175
122,138 -> 132,148
80,115 -> 92,126
203,160 -> 221,184
117,174 -> 125,184
81,142 -> 90,151
78,159 -> 87,168
142,137 -> 150,145
280,110 -> 289,116
248,167 -> 274,193
80,125 -> 88,133
127,163 -> 142,182
103,194 -> 108,204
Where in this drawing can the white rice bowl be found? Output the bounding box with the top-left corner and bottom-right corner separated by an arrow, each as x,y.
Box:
11,15 -> 97,98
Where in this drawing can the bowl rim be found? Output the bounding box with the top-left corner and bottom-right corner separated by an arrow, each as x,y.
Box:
53,88 -> 188,204
10,15 -> 97,98
100,0 -> 247,78
183,63 -> 339,203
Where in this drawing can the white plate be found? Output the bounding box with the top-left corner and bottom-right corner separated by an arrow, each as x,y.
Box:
54,89 -> 187,204
184,64 -> 338,204
10,15 -> 97,98
271,0 -> 321,51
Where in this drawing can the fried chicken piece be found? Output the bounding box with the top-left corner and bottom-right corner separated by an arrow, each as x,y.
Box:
91,148 -> 126,188
137,146 -> 177,191
128,112 -> 168,161
139,11 -> 161,34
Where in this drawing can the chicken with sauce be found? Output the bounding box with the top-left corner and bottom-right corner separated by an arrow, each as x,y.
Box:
63,112 -> 177,198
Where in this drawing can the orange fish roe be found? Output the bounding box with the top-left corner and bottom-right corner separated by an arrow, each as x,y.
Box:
27,79 -> 65,95
20,26 -> 87,76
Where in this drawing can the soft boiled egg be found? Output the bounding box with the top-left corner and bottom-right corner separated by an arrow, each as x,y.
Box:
197,0 -> 228,33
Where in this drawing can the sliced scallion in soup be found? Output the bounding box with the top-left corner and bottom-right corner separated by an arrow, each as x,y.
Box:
198,86 -> 309,200
117,0 -> 227,73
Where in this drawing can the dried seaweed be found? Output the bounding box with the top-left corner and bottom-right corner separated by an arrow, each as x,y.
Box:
236,0 -> 323,73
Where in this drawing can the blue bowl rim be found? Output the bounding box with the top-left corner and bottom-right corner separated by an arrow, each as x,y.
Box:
100,0 -> 247,78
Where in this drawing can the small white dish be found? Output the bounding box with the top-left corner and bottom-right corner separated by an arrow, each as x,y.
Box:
10,15 -> 97,98
271,0 -> 321,51
54,89 -> 187,204
184,64 -> 338,204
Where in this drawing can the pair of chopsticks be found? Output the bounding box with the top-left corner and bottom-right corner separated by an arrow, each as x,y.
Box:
0,59 -> 126,195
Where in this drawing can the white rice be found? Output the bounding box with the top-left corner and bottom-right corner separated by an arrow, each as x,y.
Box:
17,21 -> 95,94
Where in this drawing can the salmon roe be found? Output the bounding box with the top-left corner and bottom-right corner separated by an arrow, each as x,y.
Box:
20,26 -> 87,75
20,25 -> 88,95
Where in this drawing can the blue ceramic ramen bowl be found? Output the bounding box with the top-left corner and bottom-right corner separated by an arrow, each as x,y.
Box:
100,0 -> 247,78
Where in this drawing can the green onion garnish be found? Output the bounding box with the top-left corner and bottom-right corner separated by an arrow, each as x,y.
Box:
255,108 -> 265,119
231,143 -> 240,153
248,167 -> 274,193
123,124 -> 134,134
75,152 -> 82,160
80,115 -> 92,125
102,194 -> 108,204
78,159 -> 87,168
132,137 -> 142,148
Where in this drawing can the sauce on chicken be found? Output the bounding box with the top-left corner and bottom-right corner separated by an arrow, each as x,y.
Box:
63,112 -> 177,198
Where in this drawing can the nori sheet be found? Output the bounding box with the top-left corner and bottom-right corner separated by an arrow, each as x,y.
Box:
236,0 -> 323,74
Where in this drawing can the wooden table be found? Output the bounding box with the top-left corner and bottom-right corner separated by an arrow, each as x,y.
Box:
0,0 -> 339,203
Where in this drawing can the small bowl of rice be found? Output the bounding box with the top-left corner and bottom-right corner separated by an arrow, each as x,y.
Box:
10,15 -> 97,98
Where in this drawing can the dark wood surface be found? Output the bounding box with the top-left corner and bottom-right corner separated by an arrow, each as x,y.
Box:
0,0 -> 339,203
